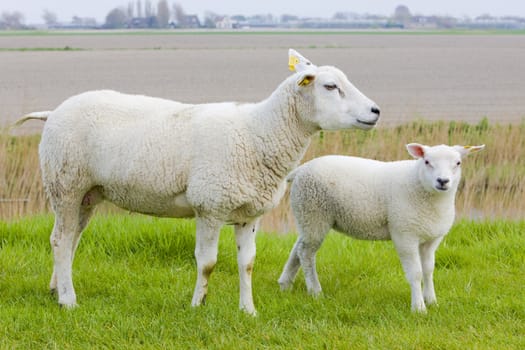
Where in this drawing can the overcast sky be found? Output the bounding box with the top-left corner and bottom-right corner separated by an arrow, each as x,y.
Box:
4,0 -> 525,24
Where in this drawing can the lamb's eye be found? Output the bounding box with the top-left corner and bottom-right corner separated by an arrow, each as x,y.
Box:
456,161 -> 461,166
424,159 -> 432,167
324,84 -> 337,91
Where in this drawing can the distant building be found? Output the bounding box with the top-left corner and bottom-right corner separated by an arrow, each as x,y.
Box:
179,15 -> 201,28
215,16 -> 234,29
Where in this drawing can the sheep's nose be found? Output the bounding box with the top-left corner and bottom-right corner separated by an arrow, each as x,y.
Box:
437,178 -> 450,186
371,106 -> 380,116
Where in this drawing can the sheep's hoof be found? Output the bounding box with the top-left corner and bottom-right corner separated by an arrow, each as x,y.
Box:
50,288 -> 57,295
241,306 -> 257,317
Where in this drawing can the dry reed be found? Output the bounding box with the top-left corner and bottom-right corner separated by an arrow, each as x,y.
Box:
1,119 -> 523,231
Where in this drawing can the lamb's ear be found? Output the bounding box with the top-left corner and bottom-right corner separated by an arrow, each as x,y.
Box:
453,144 -> 485,158
297,72 -> 315,87
289,48 -> 316,72
406,143 -> 427,159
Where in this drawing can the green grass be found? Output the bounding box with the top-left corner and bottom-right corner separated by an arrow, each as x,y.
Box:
0,215 -> 523,349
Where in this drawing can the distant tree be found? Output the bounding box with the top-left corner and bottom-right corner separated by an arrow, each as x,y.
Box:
332,12 -> 348,21
0,11 -> 25,29
105,7 -> 128,29
136,0 -> 143,18
394,5 -> 412,26
157,0 -> 170,28
72,16 -> 82,26
281,14 -> 299,23
435,16 -> 457,28
42,9 -> 58,27
144,0 -> 154,18
231,15 -> 246,22
127,2 -> 134,18
203,11 -> 218,28
173,3 -> 186,27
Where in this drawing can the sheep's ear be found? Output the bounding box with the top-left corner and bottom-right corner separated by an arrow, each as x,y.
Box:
406,143 -> 427,159
289,49 -> 316,72
454,144 -> 485,158
297,73 -> 315,87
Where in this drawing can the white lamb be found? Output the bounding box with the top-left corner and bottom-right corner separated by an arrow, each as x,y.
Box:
279,143 -> 484,312
16,49 -> 380,314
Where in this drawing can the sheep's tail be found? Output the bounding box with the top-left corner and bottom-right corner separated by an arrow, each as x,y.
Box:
12,111 -> 52,127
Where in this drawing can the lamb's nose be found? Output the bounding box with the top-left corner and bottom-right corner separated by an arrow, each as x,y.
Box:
371,106 -> 380,116
437,178 -> 450,186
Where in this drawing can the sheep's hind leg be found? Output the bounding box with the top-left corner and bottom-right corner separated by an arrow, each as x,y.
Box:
419,236 -> 444,307
49,204 -> 83,308
50,188 -> 100,298
234,219 -> 260,315
278,237 -> 303,291
191,217 -> 221,308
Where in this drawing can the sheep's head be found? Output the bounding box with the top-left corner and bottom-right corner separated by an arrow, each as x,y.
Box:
288,49 -> 380,131
407,143 -> 485,193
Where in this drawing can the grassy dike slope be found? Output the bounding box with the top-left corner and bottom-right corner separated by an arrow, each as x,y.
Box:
0,215 -> 523,349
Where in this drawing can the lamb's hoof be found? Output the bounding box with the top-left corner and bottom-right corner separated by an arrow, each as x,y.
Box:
411,305 -> 427,314
424,298 -> 438,307
50,288 -> 57,295
278,280 -> 292,291
59,302 -> 78,310
308,289 -> 323,298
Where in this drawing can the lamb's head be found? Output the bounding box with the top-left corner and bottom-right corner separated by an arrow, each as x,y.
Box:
407,143 -> 485,193
288,49 -> 380,131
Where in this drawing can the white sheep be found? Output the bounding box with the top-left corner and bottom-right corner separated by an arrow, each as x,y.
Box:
278,143 -> 484,312
17,49 -> 380,314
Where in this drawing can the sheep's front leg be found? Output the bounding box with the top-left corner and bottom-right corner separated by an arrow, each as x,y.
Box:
191,217 -> 221,308
392,236 -> 426,312
419,236 -> 444,306
234,219 -> 260,315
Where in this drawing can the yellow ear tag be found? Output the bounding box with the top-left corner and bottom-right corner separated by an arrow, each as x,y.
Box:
299,76 -> 312,86
464,145 -> 471,149
289,55 -> 300,71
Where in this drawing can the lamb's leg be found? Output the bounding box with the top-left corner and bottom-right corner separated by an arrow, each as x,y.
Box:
191,217 -> 221,308
278,238 -> 301,290
392,236 -> 426,313
278,237 -> 303,290
419,236 -> 444,306
49,205 -> 82,308
234,219 -> 260,315
296,234 -> 326,296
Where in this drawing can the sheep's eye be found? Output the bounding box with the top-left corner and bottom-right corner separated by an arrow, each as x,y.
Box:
424,159 -> 432,167
324,84 -> 337,91
456,161 -> 461,166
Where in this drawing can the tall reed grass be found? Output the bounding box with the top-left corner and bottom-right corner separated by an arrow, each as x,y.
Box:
1,119 -> 523,231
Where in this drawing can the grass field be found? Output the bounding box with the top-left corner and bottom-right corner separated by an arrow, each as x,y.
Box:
0,215 -> 523,349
